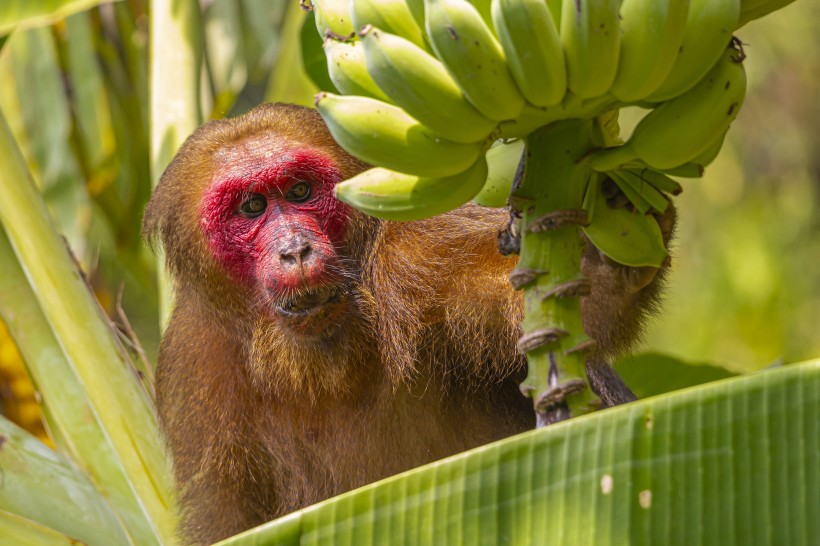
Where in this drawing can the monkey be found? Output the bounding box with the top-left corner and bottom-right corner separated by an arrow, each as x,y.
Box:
143,102 -> 674,545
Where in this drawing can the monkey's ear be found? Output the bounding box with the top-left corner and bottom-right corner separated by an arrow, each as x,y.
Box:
141,129 -> 209,252
142,166 -> 186,255
142,184 -> 166,251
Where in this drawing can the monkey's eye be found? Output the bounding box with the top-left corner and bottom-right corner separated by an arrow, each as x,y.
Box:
239,193 -> 267,217
285,181 -> 311,203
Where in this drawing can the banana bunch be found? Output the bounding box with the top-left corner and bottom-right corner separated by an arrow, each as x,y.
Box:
738,0 -> 797,28
334,157 -> 489,220
308,0 -> 784,222
589,42 -> 747,172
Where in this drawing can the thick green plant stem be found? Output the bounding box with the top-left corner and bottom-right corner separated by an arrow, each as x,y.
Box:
0,110 -> 178,545
514,119 -> 600,426
149,0 -> 202,329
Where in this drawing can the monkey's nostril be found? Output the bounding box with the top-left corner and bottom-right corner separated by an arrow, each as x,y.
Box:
278,239 -> 312,267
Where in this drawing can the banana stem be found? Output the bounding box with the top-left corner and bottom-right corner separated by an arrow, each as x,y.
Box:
514,119 -> 600,426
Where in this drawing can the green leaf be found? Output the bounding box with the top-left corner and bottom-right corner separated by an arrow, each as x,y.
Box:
216,360 -> 818,546
616,352 -> 737,399
299,7 -> 336,94
265,1 -> 319,106
65,11 -> 117,176
582,176 -> 668,267
149,0 -> 202,327
203,0 -> 248,116
0,226 -> 166,546
239,0 -> 285,80
0,511 -> 87,546
2,27 -> 89,255
0,0 -> 119,36
0,108 -> 178,545
0,417 -> 130,545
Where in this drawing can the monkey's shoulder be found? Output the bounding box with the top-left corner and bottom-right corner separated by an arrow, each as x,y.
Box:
379,204 -> 507,254
370,204 -> 517,301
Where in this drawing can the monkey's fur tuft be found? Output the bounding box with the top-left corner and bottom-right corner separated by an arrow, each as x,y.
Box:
144,103 -> 673,545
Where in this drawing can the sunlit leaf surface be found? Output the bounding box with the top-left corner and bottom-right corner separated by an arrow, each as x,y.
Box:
0,0 -> 118,35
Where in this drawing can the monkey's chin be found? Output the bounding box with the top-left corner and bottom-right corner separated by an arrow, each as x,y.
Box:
271,286 -> 348,336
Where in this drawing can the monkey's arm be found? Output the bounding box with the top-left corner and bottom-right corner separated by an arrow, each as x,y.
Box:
156,293 -> 273,545
374,202 -> 674,401
368,205 -> 524,385
579,201 -> 676,359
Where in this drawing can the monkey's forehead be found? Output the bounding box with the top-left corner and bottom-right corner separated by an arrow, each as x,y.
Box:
212,135 -> 295,174
207,136 -> 342,193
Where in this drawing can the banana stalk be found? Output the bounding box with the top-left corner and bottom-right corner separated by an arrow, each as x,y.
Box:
514,119 -> 600,425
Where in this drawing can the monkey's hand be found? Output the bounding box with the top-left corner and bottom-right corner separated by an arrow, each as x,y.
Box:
580,176 -> 677,361
573,178 -> 676,408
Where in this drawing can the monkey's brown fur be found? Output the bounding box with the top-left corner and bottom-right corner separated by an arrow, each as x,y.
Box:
144,103 -> 673,545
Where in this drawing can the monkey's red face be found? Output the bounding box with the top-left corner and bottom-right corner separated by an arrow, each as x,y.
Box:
200,137 -> 352,327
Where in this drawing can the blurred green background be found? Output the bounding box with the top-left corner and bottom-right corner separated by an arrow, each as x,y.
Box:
0,0 -> 817,380
640,5 -> 820,372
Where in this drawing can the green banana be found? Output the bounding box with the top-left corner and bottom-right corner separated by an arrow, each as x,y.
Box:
359,26 -> 497,144
491,0 -> 567,107
472,139 -> 524,207
315,93 -> 483,178
350,0 -> 428,50
560,0 -> 621,99
497,103 -> 565,139
334,157 -> 489,221
323,37 -> 391,101
589,44 -> 747,171
660,162 -> 704,178
738,0 -> 797,27
692,127 -> 729,166
610,0 -> 691,102
469,0 -> 495,30
646,0 -> 740,102
424,0 -> 526,121
582,176 -> 668,268
312,0 -> 354,37
660,127 -> 728,176
406,0 -> 427,30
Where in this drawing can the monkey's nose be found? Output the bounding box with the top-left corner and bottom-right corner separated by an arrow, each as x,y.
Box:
279,240 -> 313,270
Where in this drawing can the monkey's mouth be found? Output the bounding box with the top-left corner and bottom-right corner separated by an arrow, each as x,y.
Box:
275,287 -> 343,317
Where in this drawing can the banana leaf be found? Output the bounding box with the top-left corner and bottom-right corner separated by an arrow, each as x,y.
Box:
0,417 -> 130,545
0,511 -> 89,546
0,107 -> 178,545
217,360 -> 818,546
1,27 -> 89,255
0,0 -> 119,35
203,0 -> 247,116
149,0 -> 202,327
0,224 -> 167,546
266,2 -> 319,106
298,7 -> 336,95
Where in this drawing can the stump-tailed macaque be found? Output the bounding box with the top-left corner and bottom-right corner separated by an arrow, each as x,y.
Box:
143,103 -> 673,545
